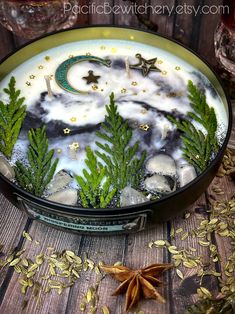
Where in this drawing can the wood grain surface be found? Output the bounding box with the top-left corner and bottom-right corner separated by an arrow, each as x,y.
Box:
0,1 -> 234,313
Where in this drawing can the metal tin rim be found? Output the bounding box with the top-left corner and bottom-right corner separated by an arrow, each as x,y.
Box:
0,25 -> 232,215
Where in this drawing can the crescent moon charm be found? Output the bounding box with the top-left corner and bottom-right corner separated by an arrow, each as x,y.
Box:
55,55 -> 111,94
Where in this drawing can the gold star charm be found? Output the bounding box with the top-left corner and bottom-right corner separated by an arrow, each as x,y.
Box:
63,128 -> 71,135
38,65 -> 44,70
121,88 -> 127,94
131,81 -> 138,86
92,85 -> 98,91
69,142 -> 80,150
130,54 -> 161,77
29,75 -> 35,79
85,52 -> 91,56
26,81 -> 31,86
175,66 -> 181,71
70,117 -> 77,123
139,124 -> 150,131
83,71 -> 100,85
111,47 -> 117,53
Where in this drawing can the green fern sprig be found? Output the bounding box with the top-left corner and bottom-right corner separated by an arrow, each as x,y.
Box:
15,126 -> 59,196
0,77 -> 26,158
95,93 -> 147,190
168,81 -> 218,173
76,146 -> 116,208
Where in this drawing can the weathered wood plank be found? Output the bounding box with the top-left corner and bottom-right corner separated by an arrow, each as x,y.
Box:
0,25 -> 15,60
66,235 -> 127,314
172,0 -> 202,48
89,0 -> 114,24
0,221 -> 83,314
0,196 -> 29,303
124,224 -> 171,314
114,0 -> 146,28
169,195 -> 219,313
149,0 -> 175,37
197,0 -> 223,65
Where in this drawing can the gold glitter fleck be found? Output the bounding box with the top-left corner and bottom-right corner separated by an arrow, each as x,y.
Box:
70,117 -> 77,123
130,36 -> 134,40
175,66 -> 181,71
57,149 -> 62,154
38,65 -> 44,70
100,45 -> 106,50
157,60 -> 163,64
141,109 -> 147,114
69,142 -> 80,150
85,52 -> 91,56
161,71 -> 168,76
63,128 -> 71,135
139,124 -> 150,131
29,75 -> 35,80
121,88 -> 127,94
131,81 -> 138,86
92,85 -> 98,91
105,82 -> 108,85
26,81 -> 31,86
45,56 -> 51,61
69,55 -> 74,58
195,155 -> 200,160
111,47 -> 117,53
142,89 -> 147,93
100,89 -> 104,92
49,75 -> 54,80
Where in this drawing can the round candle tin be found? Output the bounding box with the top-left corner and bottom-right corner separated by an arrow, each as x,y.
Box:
0,26 -> 232,235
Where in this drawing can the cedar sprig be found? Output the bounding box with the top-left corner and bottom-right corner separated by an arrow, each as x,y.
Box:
15,126 -> 59,196
95,93 -> 147,191
0,77 -> 26,158
76,146 -> 117,208
168,81 -> 218,173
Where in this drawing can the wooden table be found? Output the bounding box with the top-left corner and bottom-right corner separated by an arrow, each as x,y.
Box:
0,1 -> 234,313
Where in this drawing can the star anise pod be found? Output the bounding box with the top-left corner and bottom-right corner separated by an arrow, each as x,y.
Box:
101,263 -> 173,312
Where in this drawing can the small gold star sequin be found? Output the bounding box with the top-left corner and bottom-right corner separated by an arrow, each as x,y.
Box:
85,52 -> 91,56
157,60 -> 163,64
131,81 -> 138,86
29,75 -> 35,79
121,88 -> 127,94
70,117 -> 77,123
92,85 -> 98,91
38,65 -> 44,70
57,149 -> 62,154
69,55 -> 74,58
63,128 -> 71,135
161,71 -> 168,76
100,45 -> 106,50
69,142 -> 80,150
141,109 -> 147,114
139,124 -> 150,131
175,66 -> 181,71
26,81 -> 31,86
111,47 -> 117,53
45,56 -> 51,61
49,74 -> 54,80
